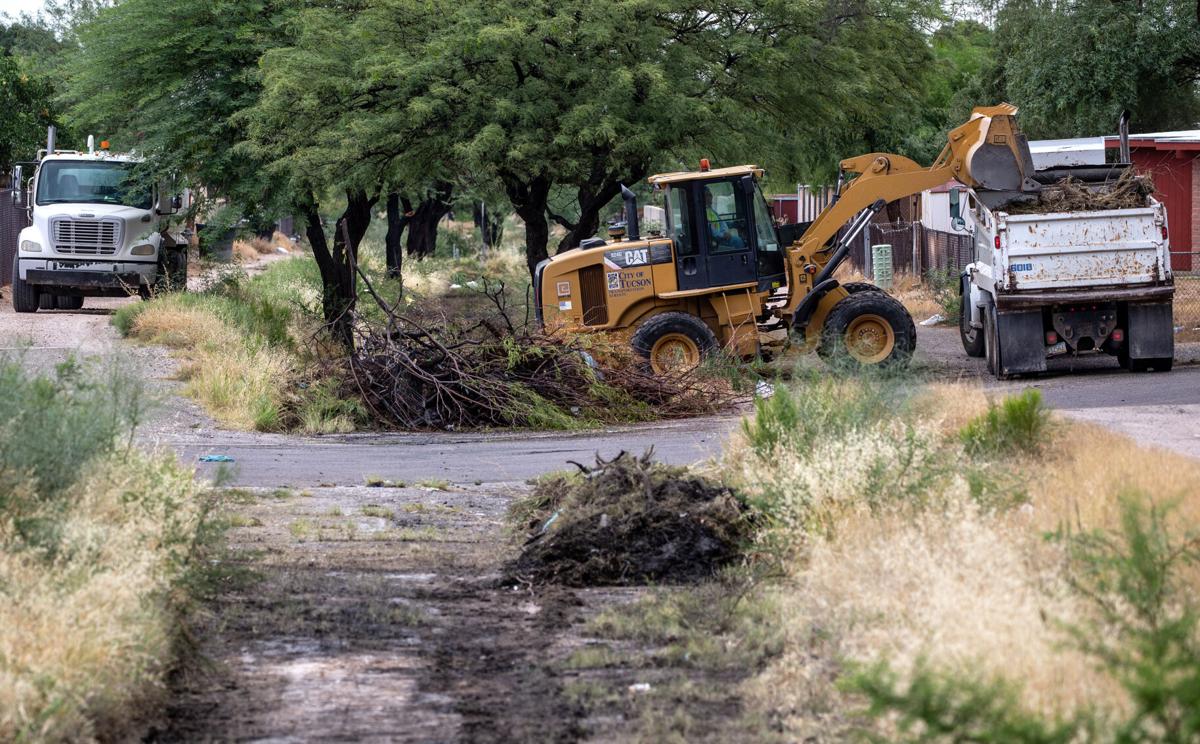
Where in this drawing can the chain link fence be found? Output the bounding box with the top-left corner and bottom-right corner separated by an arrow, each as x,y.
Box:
1173,254 -> 1200,343
0,188 -> 30,286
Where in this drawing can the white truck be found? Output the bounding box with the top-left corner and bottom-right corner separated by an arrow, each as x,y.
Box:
10,129 -> 186,312
955,165 -> 1174,378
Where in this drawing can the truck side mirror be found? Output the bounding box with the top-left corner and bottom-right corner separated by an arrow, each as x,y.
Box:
155,183 -> 178,215
10,165 -> 22,206
171,194 -> 183,210
948,186 -> 965,231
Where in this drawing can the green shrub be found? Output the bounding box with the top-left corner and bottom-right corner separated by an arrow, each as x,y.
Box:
845,659 -> 1087,743
926,267 -> 962,320
960,389 -> 1049,456
0,357 -> 145,512
742,375 -> 914,457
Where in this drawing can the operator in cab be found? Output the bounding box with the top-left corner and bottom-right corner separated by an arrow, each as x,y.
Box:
704,186 -> 744,252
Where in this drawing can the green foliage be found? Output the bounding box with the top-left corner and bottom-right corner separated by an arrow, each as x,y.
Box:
847,495 -> 1200,743
1059,495 -> 1200,742
62,0 -> 286,212
960,389 -> 1049,456
0,53 -> 58,165
988,0 -> 1200,137
845,658 -> 1087,743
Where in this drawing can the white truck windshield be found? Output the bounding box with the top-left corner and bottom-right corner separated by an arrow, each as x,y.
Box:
36,160 -> 152,209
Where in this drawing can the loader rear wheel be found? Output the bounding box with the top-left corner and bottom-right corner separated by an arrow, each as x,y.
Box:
11,254 -> 39,313
632,312 -> 717,375
818,292 -> 915,367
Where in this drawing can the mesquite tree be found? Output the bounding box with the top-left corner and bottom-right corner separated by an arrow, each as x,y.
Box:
248,0 -> 941,277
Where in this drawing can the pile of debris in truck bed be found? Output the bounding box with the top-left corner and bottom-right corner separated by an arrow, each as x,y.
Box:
506,451 -> 750,586
1005,168 -> 1154,214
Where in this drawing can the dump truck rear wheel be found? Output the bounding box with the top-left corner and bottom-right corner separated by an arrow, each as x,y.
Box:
55,295 -> 84,310
632,312 -> 717,375
960,276 -> 985,358
11,254 -> 39,313
818,292 -> 915,367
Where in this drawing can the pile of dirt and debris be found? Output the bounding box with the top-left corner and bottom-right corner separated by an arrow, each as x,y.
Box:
1006,168 -> 1153,214
345,281 -> 742,430
506,451 -> 750,586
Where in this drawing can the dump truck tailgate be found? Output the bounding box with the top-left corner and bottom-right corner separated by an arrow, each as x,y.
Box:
998,204 -> 1168,292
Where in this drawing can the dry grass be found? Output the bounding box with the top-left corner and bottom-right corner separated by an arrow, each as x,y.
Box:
727,378 -> 1200,735
125,299 -> 292,430
0,452 -> 208,741
233,231 -> 296,262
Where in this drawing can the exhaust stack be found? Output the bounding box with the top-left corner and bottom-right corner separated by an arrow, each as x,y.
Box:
620,184 -> 640,241
46,125 -> 56,156
1119,110 -> 1131,164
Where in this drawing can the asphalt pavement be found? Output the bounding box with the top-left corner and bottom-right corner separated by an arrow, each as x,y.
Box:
4,298 -> 1200,487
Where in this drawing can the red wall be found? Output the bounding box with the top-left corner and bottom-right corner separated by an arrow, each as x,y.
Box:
1129,148 -> 1194,271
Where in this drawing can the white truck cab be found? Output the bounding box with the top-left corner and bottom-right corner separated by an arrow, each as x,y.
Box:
10,130 -> 186,312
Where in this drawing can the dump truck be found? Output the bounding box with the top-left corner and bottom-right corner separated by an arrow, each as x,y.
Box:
9,127 -> 185,312
535,104 -> 1047,373
956,119 -> 1174,377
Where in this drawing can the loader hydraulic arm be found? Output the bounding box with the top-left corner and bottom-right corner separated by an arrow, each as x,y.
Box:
781,104 -> 1039,319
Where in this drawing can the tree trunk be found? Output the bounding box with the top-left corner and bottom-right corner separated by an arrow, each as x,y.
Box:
503,174 -> 552,278
385,192 -> 411,279
472,202 -> 504,252
303,189 -> 377,350
406,181 -> 453,259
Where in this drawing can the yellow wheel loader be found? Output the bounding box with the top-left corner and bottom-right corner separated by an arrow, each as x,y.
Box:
535,105 -> 1041,373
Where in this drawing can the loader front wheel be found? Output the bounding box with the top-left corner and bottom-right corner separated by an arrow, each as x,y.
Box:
632,312 -> 718,375
818,292 -> 916,368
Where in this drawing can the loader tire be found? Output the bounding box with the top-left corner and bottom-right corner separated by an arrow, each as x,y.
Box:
959,275 -> 985,358
632,312 -> 718,375
841,282 -> 885,296
11,254 -> 39,313
818,292 -> 916,368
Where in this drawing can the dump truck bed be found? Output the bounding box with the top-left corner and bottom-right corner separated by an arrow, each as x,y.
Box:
996,201 -> 1170,294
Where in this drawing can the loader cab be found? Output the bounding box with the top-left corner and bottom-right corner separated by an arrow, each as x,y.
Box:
657,166 -> 786,293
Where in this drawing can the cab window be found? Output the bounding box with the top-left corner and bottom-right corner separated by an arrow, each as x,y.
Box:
752,187 -> 779,255
702,181 -> 748,254
668,185 -> 696,257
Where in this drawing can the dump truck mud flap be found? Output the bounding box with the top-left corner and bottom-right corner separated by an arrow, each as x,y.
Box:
1127,302 -> 1173,361
996,309 -> 1046,376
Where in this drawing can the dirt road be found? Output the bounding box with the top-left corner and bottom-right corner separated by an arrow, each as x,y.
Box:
5,293 -> 1200,741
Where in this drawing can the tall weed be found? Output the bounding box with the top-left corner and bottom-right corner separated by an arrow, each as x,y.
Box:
960,388 -> 1049,456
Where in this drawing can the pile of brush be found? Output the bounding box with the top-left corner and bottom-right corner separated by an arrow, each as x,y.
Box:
343,280 -> 739,430
1007,168 -> 1153,214
506,450 -> 750,586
